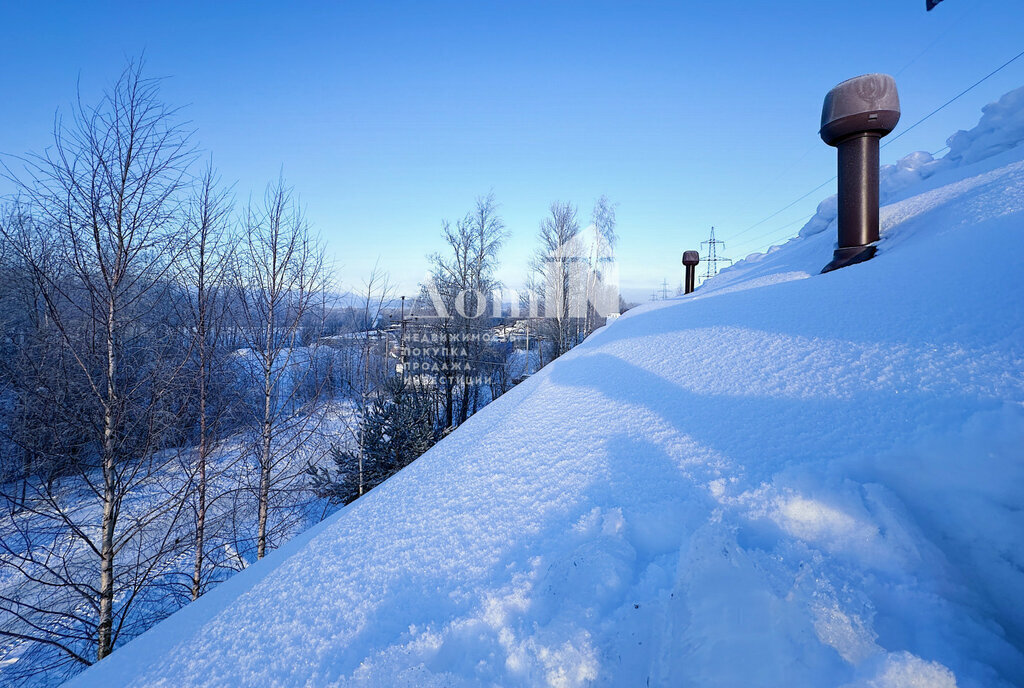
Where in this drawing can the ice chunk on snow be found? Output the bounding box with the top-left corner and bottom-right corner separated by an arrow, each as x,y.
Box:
842,651 -> 958,688
945,85 -> 1024,166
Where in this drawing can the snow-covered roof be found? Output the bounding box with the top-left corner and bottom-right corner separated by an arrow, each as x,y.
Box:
68,95 -> 1024,688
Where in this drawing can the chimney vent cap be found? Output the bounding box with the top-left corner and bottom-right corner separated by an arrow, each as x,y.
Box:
820,73 -> 900,145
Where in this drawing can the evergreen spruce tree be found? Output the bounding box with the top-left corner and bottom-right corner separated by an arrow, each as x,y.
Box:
310,377 -> 437,505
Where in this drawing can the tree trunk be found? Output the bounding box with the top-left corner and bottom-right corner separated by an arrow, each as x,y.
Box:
444,329 -> 454,428
254,317 -> 272,556
97,297 -> 117,660
359,332 -> 370,496
97,483 -> 115,660
191,336 -> 208,600
257,389 -> 272,559
458,377 -> 470,426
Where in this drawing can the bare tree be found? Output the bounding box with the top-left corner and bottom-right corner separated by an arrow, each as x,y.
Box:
426,193 -> 506,427
585,195 -> 618,336
0,204 -> 79,504
237,177 -> 329,560
347,266 -> 393,497
178,163 -> 236,600
0,60 -> 196,670
532,201 -> 581,359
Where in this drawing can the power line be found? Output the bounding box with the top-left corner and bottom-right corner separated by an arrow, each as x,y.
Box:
730,213 -> 815,254
722,46 -> 1024,250
894,0 -> 978,77
755,13 -> 971,201
882,46 -> 1024,150
725,178 -> 836,244
741,142 -> 954,258
729,139 -> 956,258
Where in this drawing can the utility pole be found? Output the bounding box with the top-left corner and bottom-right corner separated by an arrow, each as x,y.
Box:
659,278 -> 670,300
399,295 -> 407,383
700,226 -> 732,284
524,319 -> 530,376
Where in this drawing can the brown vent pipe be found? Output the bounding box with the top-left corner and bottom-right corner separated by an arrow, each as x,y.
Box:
819,74 -> 900,273
681,251 -> 700,294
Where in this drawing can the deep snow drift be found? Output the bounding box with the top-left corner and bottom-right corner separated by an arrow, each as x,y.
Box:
68,94 -> 1024,687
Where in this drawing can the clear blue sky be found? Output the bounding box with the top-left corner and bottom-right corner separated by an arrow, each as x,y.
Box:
1,1 -> 1022,300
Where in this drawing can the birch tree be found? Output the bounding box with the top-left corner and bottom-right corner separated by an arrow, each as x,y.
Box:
585,195 -> 618,336
533,201 -> 581,359
237,178 -> 328,560
0,60 -> 195,669
348,267 -> 393,497
178,164 -> 236,599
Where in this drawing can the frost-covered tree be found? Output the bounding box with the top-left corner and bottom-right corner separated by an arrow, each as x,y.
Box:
532,201 -> 581,359
528,197 -> 619,363
585,195 -> 619,336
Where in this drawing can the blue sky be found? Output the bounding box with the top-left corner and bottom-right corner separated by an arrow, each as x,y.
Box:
1,1 -> 1022,300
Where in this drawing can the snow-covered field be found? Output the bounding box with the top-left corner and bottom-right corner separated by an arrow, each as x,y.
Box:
66,91 -> 1024,687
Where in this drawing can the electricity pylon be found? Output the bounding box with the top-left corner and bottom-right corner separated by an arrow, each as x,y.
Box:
700,226 -> 732,283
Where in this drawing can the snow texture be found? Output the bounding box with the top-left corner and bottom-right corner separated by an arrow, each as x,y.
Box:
67,94 -> 1024,688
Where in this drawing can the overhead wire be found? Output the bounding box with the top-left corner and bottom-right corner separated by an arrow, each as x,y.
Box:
718,45 -> 1024,256
730,212 -> 815,255
881,46 -> 1024,150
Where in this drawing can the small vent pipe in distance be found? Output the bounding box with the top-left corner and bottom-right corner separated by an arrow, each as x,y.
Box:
819,74 -> 900,273
682,251 -> 700,294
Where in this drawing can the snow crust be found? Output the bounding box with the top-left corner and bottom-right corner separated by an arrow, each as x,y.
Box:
67,97 -> 1024,688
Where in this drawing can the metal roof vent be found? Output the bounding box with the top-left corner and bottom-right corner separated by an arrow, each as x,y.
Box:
681,251 -> 700,294
820,74 -> 901,273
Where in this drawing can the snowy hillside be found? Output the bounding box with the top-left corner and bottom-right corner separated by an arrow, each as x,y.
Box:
67,95 -> 1024,687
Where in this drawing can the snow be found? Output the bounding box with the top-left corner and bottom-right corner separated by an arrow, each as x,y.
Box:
66,93 -> 1024,687
0,398 -> 350,684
